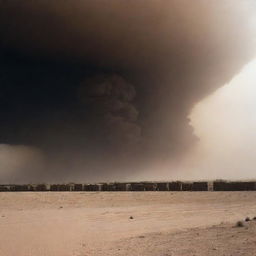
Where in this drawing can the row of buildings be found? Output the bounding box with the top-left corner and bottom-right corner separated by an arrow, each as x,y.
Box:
0,181 -> 256,191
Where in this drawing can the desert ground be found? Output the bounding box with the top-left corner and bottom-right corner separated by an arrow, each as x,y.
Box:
0,192 -> 256,256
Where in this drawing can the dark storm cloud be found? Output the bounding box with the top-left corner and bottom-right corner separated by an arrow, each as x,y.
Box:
0,0 -> 255,182
78,74 -> 141,151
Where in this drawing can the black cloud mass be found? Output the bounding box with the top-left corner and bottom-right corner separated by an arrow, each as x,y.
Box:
0,0 -> 255,182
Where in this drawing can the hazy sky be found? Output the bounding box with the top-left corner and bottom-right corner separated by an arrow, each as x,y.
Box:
0,0 -> 255,183
186,59 -> 256,180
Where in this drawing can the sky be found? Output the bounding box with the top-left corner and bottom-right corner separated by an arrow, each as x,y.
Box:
0,0 -> 255,183
185,59 -> 256,180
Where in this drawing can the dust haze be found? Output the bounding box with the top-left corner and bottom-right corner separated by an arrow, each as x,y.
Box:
0,0 -> 255,183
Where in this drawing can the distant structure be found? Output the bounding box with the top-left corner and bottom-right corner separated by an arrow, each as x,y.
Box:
0,181 -> 256,192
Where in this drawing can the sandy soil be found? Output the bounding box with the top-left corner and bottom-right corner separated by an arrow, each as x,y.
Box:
0,192 -> 256,256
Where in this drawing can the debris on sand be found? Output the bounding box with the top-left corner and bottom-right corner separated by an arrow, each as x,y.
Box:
129,216 -> 134,219
245,217 -> 251,222
236,221 -> 246,227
